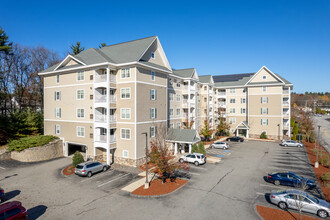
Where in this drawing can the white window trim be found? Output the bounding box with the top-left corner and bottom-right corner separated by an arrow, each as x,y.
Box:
261,119 -> 269,126
55,108 -> 61,118
169,108 -> 174,116
230,98 -> 236,104
150,126 -> 155,137
150,89 -> 156,100
169,93 -> 174,101
151,71 -> 155,81
120,88 -> 131,99
263,75 -> 267,79
55,91 -> 61,101
76,89 -> 85,100
121,128 -> 131,140
176,122 -> 181,128
123,150 -> 129,158
76,126 -> 85,137
56,74 -> 60,84
77,71 -> 85,82
120,108 -> 131,119
176,94 -> 181,102
150,108 -> 157,119
120,68 -> 131,79
55,124 -> 61,135
176,108 -> 181,116
230,88 -> 236,94
76,108 -> 85,119
263,86 -> 267,92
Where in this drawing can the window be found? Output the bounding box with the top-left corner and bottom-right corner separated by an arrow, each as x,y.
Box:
121,129 -> 130,140
241,108 -> 246,114
263,75 -> 266,79
176,122 -> 181,128
230,98 -> 236,104
121,88 -> 131,99
151,52 -> 155,59
241,98 -> 246,104
230,88 -> 236,94
176,83 -> 181,88
55,125 -> 61,135
151,71 -> 155,81
170,108 -> 174,116
261,119 -> 269,125
77,126 -> 85,137
77,109 -> 85,118
263,86 -> 267,92
176,108 -> 181,116
123,150 -> 129,158
55,108 -> 61,118
150,89 -> 157,100
229,118 -> 236,124
176,94 -> 181,102
169,123 -> 174,128
150,127 -> 155,137
120,108 -> 131,119
230,108 -> 236,113
169,93 -> 174,101
261,97 -> 268,103
77,71 -> 85,81
121,68 -> 130,78
150,108 -> 157,119
261,108 -> 268,115
77,90 -> 84,100
54,91 -> 61,101
56,74 -> 60,83
204,86 -> 207,91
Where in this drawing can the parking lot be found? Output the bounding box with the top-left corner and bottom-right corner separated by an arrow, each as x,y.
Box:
0,139 -> 325,219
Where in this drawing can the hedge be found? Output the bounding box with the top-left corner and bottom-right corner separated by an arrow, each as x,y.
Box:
7,135 -> 59,152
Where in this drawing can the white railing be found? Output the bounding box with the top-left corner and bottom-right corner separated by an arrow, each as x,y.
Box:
109,115 -> 117,122
283,89 -> 289,94
283,101 -> 289,105
283,111 -> 289,116
218,92 -> 226,96
110,135 -> 117,143
95,115 -> 106,122
95,74 -> 107,83
283,123 -> 290,127
183,99 -> 188,104
95,135 -> 106,142
95,95 -> 106,103
110,75 -> 116,83
110,95 -> 116,103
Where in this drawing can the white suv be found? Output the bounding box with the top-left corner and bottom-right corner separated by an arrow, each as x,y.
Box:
179,153 -> 206,166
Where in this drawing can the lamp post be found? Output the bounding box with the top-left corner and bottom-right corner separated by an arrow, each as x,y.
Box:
315,126 -> 321,168
277,124 -> 280,142
142,132 -> 149,189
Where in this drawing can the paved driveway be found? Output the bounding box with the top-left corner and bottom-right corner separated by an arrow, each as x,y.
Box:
314,115 -> 330,153
0,140 -> 322,219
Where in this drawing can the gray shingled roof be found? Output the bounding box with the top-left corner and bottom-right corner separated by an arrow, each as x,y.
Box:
213,73 -> 254,87
166,128 -> 200,143
173,68 -> 195,78
199,75 -> 212,84
274,73 -> 292,85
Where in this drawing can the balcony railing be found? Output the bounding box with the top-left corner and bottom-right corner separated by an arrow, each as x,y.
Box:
218,92 -> 226,96
95,115 -> 106,122
110,75 -> 116,83
110,115 -> 117,122
283,123 -> 290,127
95,135 -> 117,143
95,95 -> 106,103
283,89 -> 289,94
95,74 -> 107,83
110,95 -> 116,103
283,101 -> 289,105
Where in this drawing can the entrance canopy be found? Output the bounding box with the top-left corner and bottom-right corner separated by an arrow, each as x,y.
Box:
166,128 -> 201,144
235,121 -> 249,138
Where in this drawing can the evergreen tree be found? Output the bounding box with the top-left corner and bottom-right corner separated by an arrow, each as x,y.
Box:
99,43 -> 107,48
191,143 -> 198,153
200,120 -> 213,141
0,26 -> 13,53
69,42 -> 85,55
197,142 -> 206,155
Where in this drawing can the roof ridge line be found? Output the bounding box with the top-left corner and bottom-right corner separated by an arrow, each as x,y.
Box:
100,36 -> 157,48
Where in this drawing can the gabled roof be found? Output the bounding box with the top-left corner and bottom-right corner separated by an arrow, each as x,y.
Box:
166,128 -> 200,143
199,75 -> 213,84
236,121 -> 250,130
173,68 -> 195,78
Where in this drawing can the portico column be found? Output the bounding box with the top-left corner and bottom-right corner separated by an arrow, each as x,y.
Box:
106,147 -> 110,165
236,129 -> 239,136
246,129 -> 249,138
174,143 -> 178,155
189,144 -> 192,153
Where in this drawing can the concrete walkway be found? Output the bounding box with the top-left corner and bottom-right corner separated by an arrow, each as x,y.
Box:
121,173 -> 155,192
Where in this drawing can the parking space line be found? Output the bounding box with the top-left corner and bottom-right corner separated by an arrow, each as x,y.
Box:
189,172 -> 200,176
80,170 -> 114,183
256,192 -> 265,196
0,166 -> 5,170
190,166 -> 206,170
259,183 -> 288,190
97,173 -> 130,187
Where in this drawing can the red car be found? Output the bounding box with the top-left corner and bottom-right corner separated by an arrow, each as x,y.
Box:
0,201 -> 27,220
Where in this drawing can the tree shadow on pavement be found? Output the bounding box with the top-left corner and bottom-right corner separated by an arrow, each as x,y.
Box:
27,205 -> 47,220
0,174 -> 18,181
4,190 -> 20,201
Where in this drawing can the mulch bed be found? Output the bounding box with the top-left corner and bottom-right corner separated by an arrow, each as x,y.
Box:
63,165 -> 75,176
256,205 -> 318,220
304,142 -> 330,201
139,162 -> 156,171
132,178 -> 187,196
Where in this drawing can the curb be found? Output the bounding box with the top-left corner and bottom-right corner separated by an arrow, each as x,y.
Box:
130,180 -> 188,198
246,138 -> 275,142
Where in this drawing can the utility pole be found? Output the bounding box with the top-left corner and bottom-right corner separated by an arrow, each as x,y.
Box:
142,132 -> 149,189
315,125 -> 321,168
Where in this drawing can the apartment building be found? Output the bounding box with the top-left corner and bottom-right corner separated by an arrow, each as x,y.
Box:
39,36 -> 292,167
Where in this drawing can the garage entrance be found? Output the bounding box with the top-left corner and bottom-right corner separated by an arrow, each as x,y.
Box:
67,143 -> 86,156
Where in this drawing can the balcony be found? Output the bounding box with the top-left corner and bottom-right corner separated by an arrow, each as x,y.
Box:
110,95 -> 116,103
283,89 -> 289,94
95,135 -> 117,143
95,95 -> 106,103
110,115 -> 117,123
110,74 -> 116,83
283,101 -> 290,106
95,114 -> 106,123
95,74 -> 107,83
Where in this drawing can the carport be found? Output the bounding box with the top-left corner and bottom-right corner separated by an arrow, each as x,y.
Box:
166,128 -> 201,155
66,142 -> 86,156
235,121 -> 249,138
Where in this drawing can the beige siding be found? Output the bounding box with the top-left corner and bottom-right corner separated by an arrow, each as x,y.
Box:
139,40 -> 165,67
44,70 -> 94,87
250,68 -> 280,83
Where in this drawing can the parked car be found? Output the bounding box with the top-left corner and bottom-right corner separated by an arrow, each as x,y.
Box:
270,189 -> 330,218
179,153 -> 206,166
280,140 -> 304,147
210,142 -> 229,149
0,201 -> 27,220
267,171 -> 316,189
75,161 -> 109,177
226,136 -> 244,142
0,188 -> 4,203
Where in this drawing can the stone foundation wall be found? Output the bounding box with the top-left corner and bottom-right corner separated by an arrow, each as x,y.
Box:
0,151 -> 11,160
11,139 -> 63,162
114,156 -> 145,167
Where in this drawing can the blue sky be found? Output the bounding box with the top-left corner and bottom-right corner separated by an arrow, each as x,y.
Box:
1,0 -> 329,93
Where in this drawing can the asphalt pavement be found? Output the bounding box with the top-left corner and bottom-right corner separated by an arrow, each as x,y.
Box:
313,115 -> 330,153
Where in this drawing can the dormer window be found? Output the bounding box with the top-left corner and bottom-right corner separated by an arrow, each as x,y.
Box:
151,52 -> 155,59
263,75 -> 266,79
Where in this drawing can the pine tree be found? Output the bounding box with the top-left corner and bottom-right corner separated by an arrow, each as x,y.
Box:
0,26 -> 13,54
99,43 -> 107,48
69,42 -> 85,55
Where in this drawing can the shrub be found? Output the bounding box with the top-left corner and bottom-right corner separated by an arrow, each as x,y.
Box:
72,151 -> 84,167
191,143 -> 198,153
260,132 -> 268,139
319,154 -> 330,168
321,172 -> 330,182
197,142 -> 206,155
7,135 -> 58,152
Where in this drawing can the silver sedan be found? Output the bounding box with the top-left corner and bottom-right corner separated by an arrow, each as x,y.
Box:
270,189 -> 330,218
280,140 -> 304,147
210,142 -> 229,149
